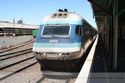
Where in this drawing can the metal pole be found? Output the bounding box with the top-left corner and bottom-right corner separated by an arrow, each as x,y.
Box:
0,24 -> 6,37
113,0 -> 118,69
22,18 -> 23,35
3,28 -> 5,37
13,19 -> 15,36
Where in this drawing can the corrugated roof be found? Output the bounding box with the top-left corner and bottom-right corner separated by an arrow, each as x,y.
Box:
89,0 -> 125,29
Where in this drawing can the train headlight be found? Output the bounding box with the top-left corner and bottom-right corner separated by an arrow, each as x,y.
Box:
33,52 -> 37,56
33,52 -> 44,59
62,53 -> 70,58
62,51 -> 81,60
62,53 -> 70,56
43,53 -> 46,56
58,53 -> 62,56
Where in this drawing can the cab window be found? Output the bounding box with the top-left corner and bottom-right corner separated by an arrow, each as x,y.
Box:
76,26 -> 82,36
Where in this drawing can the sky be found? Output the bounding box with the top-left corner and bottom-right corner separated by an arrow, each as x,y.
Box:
0,0 -> 97,27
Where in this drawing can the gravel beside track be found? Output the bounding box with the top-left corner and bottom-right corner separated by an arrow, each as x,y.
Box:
0,36 -> 77,83
0,38 -> 33,53
0,53 -> 34,69
0,36 -> 33,48
0,48 -> 32,60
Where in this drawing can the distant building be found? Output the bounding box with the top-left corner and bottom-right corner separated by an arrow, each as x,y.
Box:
0,21 -> 39,36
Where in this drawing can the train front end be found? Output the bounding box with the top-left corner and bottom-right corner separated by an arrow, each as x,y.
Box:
32,11 -> 84,71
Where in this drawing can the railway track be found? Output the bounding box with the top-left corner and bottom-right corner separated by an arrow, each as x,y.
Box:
0,48 -> 32,60
0,39 -> 34,53
0,48 -> 77,83
0,41 -> 34,70
35,39 -> 96,83
0,55 -> 34,70
36,77 -> 76,83
0,58 -> 38,80
0,41 -> 38,78
0,47 -> 35,70
0,41 -> 77,83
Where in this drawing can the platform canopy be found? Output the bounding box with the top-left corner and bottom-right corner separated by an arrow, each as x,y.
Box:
88,0 -> 125,29
88,0 -> 125,69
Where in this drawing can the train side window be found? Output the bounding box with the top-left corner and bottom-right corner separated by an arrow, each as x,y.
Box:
76,26 -> 82,36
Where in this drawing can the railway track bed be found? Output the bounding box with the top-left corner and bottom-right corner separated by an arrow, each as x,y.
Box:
0,41 -> 77,83
0,39 -> 34,53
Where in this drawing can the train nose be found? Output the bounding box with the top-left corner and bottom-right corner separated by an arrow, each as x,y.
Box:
33,52 -> 64,60
33,52 -> 46,59
34,51 -> 82,71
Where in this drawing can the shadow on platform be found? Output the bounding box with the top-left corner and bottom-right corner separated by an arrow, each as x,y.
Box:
117,39 -> 125,72
90,36 -> 125,72
91,35 -> 108,72
88,36 -> 125,83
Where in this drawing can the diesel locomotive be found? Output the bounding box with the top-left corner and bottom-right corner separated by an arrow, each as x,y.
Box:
32,9 -> 97,72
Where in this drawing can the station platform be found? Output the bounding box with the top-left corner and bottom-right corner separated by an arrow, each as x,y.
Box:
86,36 -> 125,83
90,36 -> 108,72
76,35 -> 125,83
91,38 -> 125,72
88,35 -> 109,83
88,37 -> 125,83
117,39 -> 125,72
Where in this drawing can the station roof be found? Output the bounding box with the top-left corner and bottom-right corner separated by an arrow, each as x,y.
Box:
0,21 -> 39,29
88,0 -> 125,30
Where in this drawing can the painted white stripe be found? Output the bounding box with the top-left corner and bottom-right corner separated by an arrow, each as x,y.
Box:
75,35 -> 98,83
32,47 -> 80,53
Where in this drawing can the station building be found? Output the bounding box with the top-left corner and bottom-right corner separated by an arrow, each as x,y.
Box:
0,21 -> 39,36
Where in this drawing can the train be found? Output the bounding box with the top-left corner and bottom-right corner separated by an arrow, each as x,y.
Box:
32,29 -> 38,37
32,9 -> 97,72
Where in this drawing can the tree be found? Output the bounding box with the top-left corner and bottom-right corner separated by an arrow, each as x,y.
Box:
17,20 -> 23,24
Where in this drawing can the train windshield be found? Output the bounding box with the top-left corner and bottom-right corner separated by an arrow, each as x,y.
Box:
42,25 -> 70,37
